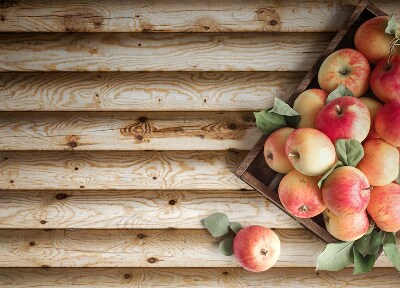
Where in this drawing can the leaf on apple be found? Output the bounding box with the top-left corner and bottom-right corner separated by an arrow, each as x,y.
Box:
219,238 -> 234,256
229,222 -> 243,234
381,231 -> 400,271
354,230 -> 382,257
325,84 -> 354,104
318,161 -> 343,188
269,97 -> 301,128
385,14 -> 399,35
203,213 -> 230,237
353,246 -> 377,275
316,241 -> 354,271
254,109 -> 287,135
334,139 -> 364,167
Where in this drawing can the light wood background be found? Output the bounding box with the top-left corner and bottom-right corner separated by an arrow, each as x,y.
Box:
0,1 -> 399,287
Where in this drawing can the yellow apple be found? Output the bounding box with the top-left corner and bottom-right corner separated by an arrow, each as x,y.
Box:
293,89 -> 328,128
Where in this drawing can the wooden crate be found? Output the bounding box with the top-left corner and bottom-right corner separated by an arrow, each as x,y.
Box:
236,0 -> 387,243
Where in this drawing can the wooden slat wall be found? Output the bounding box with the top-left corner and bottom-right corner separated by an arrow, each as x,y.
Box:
0,0 -> 399,286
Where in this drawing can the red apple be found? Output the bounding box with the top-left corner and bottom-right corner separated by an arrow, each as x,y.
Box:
316,96 -> 370,142
233,225 -> 280,272
264,127 -> 295,173
357,139 -> 399,186
285,128 -> 336,176
293,89 -> 328,128
278,170 -> 325,218
323,209 -> 369,241
354,16 -> 399,65
375,101 -> 400,147
359,97 -> 382,141
370,55 -> 400,103
318,48 -> 371,97
367,183 -> 400,232
322,166 -> 370,215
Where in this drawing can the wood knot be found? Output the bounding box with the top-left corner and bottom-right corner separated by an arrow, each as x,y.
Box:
0,16 -> 5,21
135,135 -> 143,141
152,176 -> 157,180
137,233 -> 146,239
223,271 -> 229,275
3,156 -> 8,160
80,185 -> 85,189
55,193 -> 68,200
9,180 -> 14,183
29,241 -> 35,247
168,199 -> 176,205
269,19 -> 278,26
147,257 -> 158,264
40,220 -> 47,225
68,141 -> 78,148
123,273 -> 132,279
227,123 -> 237,130
41,265 -> 50,268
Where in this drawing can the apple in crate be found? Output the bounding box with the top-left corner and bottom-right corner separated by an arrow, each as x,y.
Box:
359,97 -> 382,140
293,89 -> 328,128
285,128 -> 336,176
375,101 -> 400,147
233,225 -> 280,272
318,48 -> 370,97
357,139 -> 399,186
354,16 -> 399,65
371,55 -> 400,103
323,209 -> 369,241
264,127 -> 295,173
278,170 -> 325,218
322,166 -> 370,215
316,96 -> 370,142
368,183 -> 400,232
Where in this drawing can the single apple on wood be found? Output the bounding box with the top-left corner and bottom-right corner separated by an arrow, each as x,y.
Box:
371,55 -> 400,103
316,96 -> 371,142
323,209 -> 369,241
285,128 -> 336,176
375,101 -> 400,147
367,183 -> 400,232
293,89 -> 328,128
356,139 -> 399,186
318,48 -> 371,97
233,225 -> 280,272
359,97 -> 382,141
278,170 -> 325,218
322,166 -> 371,215
264,127 -> 295,173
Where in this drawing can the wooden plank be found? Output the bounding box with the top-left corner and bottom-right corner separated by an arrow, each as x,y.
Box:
0,72 -> 303,111
0,151 -> 250,190
0,33 -> 332,72
0,0 -> 398,33
0,112 -> 260,151
1,267 -> 399,287
0,190 -> 300,229
0,229 -> 397,268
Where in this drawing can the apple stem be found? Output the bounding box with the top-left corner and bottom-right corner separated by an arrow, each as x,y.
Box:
362,186 -> 373,191
335,104 -> 342,115
288,152 -> 299,158
298,205 -> 309,213
260,249 -> 268,256
387,37 -> 400,68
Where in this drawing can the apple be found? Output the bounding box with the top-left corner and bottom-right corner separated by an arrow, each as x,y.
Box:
375,101 -> 400,147
322,166 -> 370,215
354,16 -> 399,65
316,96 -> 371,142
367,183 -> 400,232
370,55 -> 400,103
233,225 -> 280,272
359,97 -> 382,140
318,48 -> 371,97
278,170 -> 325,218
293,89 -> 328,128
323,209 -> 369,241
264,127 -> 295,173
285,128 -> 336,176
356,139 -> 399,186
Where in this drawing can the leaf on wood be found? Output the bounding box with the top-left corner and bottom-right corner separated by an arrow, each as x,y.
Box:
219,238 -> 234,256
203,213 -> 230,237
254,109 -> 287,135
229,222 -> 242,234
354,230 -> 382,257
326,84 -> 354,104
318,161 -> 343,188
270,97 -> 300,116
316,241 -> 354,271
353,246 -> 377,275
335,139 -> 364,167
385,14 -> 398,35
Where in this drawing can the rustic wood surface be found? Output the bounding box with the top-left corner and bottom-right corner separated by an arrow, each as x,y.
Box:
1,0 -> 399,286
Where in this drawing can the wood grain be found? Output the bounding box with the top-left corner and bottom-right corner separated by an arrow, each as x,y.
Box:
0,0 -> 398,32
0,112 -> 260,150
0,72 -> 303,111
0,151 -> 251,190
0,33 -> 332,71
1,267 -> 399,287
0,190 -> 300,229
0,229 -> 397,268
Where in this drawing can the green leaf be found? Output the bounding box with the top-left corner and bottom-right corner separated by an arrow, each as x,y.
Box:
254,109 -> 287,135
382,231 -> 397,245
353,246 -> 377,275
219,238 -> 234,256
365,219 -> 375,235
326,84 -> 354,104
285,115 -> 302,128
203,213 -> 230,237
354,230 -> 382,257
316,241 -> 354,271
318,161 -> 343,188
270,97 -> 300,117
229,222 -> 242,234
383,243 -> 400,271
385,14 -> 398,35
335,139 -> 364,167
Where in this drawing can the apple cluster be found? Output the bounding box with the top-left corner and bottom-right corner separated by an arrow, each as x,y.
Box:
264,16 -> 400,242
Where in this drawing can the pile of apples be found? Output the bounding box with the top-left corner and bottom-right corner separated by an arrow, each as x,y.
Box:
264,15 -> 400,242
